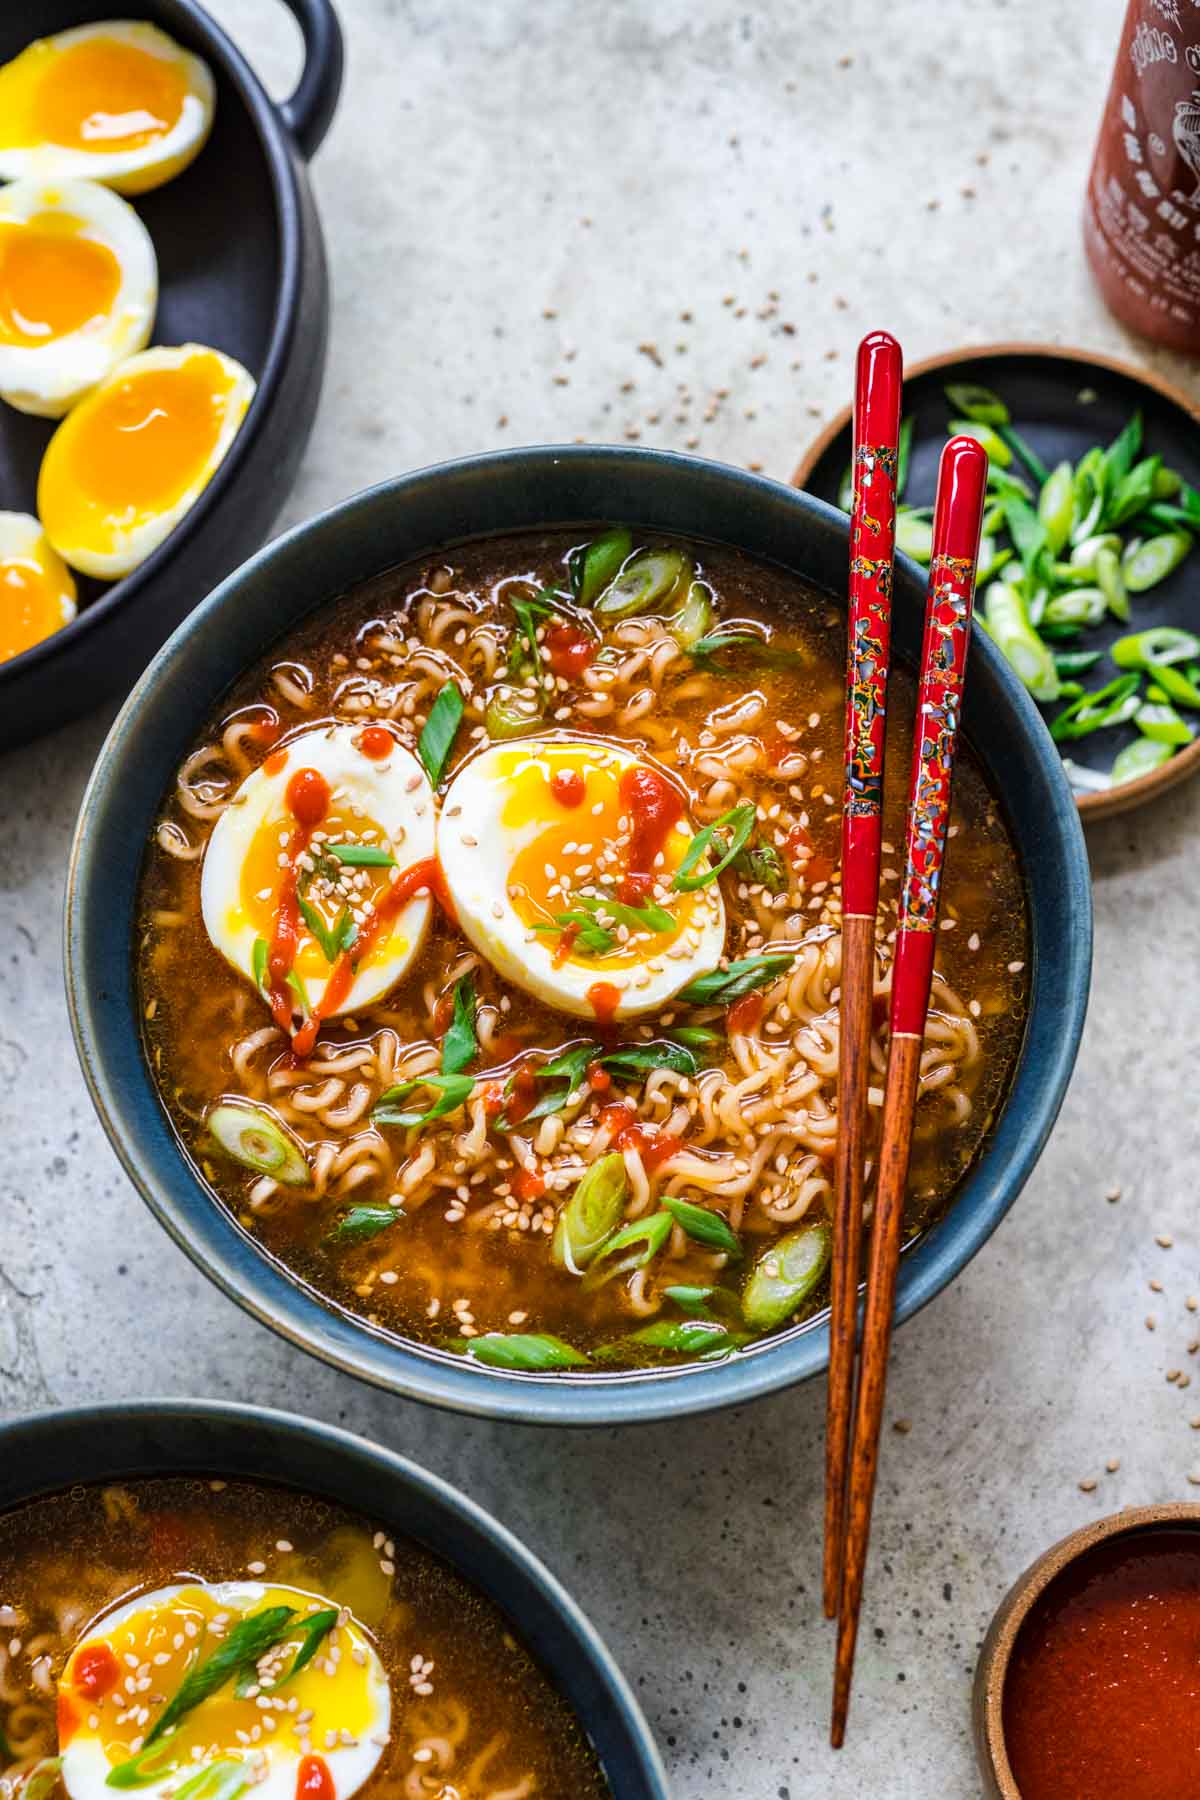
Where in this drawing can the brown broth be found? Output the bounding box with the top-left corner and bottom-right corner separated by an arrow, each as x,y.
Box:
136,530 -> 1029,1370
0,1476 -> 608,1799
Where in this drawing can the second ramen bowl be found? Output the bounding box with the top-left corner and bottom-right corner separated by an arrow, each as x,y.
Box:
65,446 -> 1092,1425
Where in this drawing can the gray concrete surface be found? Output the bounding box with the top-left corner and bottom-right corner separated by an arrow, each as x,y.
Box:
2,1 -> 1195,1792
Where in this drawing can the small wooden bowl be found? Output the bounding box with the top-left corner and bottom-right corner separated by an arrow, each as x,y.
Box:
973,1502 -> 1200,1795
794,342 -> 1200,823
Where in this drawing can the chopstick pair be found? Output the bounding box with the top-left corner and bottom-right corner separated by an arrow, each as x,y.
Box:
824,333 -> 989,1747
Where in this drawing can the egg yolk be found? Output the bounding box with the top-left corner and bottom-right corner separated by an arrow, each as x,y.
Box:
0,551 -> 74,663
237,807 -> 401,982
0,36 -> 189,154
503,751 -> 696,966
39,351 -> 235,539
60,1585 -> 378,1762
0,212 -> 121,346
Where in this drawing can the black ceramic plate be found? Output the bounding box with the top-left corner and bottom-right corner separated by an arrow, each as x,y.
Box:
795,343 -> 1200,819
0,0 -> 341,748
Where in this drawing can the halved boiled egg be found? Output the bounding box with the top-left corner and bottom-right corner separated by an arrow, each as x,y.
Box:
437,736 -> 726,1021
0,177 -> 156,417
58,1580 -> 390,1800
38,343 -> 255,578
0,22 -> 215,195
201,724 -> 437,1024
0,511 -> 76,664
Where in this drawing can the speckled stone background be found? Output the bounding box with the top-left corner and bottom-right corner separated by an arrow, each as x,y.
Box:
4,0 -> 1198,1792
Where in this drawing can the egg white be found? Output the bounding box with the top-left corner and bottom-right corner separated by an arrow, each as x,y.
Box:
201,725 -> 436,1019
37,343 -> 256,579
0,511 -> 76,661
60,1581 -> 390,1800
437,736 -> 726,1020
0,22 -> 215,194
0,177 -> 157,417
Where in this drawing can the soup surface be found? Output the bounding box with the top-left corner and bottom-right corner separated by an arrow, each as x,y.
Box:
0,1476 -> 608,1800
137,529 -> 1028,1373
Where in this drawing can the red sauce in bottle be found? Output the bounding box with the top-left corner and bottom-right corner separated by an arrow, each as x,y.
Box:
1002,1528 -> 1200,1799
618,764 -> 682,904
1086,4 -> 1200,352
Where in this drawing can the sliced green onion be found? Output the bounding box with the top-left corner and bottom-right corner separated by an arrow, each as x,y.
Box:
1050,673 -> 1142,743
660,1194 -> 741,1259
669,580 -> 715,649
983,582 -> 1060,703
207,1102 -> 308,1185
613,1318 -> 742,1358
551,1152 -> 628,1273
285,968 -> 311,1018
677,952 -> 794,1006
570,891 -> 674,933
1070,447 -> 1106,545
595,548 -> 690,621
143,1607 -> 296,1747
896,415 -> 915,498
665,1025 -> 724,1051
23,1763 -> 63,1800
948,419 -> 1011,467
1069,532 -> 1122,573
571,528 -> 632,605
895,511 -> 933,563
464,1332 -> 589,1371
372,1072 -> 474,1129
440,973 -> 477,1075
1044,587 -> 1105,628
324,843 -> 396,867
581,1209 -> 673,1290
1122,530 -> 1193,592
484,682 -> 542,739
1095,545 -> 1129,621
1037,460 -> 1074,556
1135,701 -> 1193,746
662,1282 -> 745,1323
944,383 -> 1009,426
1053,649 -> 1104,677
740,1222 -> 832,1329
417,680 -> 464,786
251,936 -> 269,996
975,538 -> 1012,587
673,802 -> 756,892
1112,737 -> 1174,784
1112,626 -> 1200,667
324,1204 -> 400,1246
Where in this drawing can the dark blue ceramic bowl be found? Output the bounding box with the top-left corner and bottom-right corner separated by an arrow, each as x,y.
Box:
0,1400 -> 667,1798
65,447 -> 1092,1426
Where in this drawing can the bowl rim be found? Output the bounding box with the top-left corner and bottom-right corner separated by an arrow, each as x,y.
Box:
0,1396 -> 669,1798
0,0 -> 305,690
64,442 -> 1093,1426
972,1501 -> 1200,1797
791,339 -> 1200,823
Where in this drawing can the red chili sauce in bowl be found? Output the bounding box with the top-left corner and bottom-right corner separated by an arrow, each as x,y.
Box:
1002,1528 -> 1200,1800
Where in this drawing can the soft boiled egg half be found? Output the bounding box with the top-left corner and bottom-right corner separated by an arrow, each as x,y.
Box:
57,1580 -> 390,1800
37,343 -> 255,579
202,724 -> 437,1027
0,176 -> 156,417
437,736 -> 726,1021
0,511 -> 76,665
0,22 -> 215,195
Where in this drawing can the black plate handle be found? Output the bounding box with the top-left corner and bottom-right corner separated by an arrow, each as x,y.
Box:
277,0 -> 344,159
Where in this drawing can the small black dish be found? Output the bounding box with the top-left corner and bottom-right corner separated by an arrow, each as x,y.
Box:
0,0 -> 343,750
795,343 -> 1200,820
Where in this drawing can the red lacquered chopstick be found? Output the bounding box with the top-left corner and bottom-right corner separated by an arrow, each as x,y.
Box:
824,329 -> 903,1623
831,434 -> 989,1748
